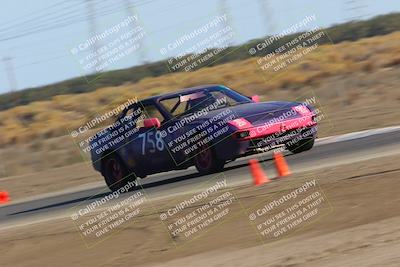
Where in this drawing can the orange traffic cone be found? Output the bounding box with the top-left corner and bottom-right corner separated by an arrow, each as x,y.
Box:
249,159 -> 270,186
274,152 -> 291,177
0,191 -> 10,204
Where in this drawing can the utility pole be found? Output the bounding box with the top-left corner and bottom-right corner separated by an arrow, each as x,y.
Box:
86,0 -> 101,73
218,0 -> 234,45
258,0 -> 276,36
2,56 -> 18,93
123,0 -> 147,64
341,0 -> 370,106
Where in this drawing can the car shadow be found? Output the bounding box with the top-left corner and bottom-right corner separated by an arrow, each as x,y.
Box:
8,153 -> 290,216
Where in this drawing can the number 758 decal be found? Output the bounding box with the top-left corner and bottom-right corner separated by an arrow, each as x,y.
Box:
138,132 -> 165,155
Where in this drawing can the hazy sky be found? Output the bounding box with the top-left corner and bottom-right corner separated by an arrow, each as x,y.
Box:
0,0 -> 399,93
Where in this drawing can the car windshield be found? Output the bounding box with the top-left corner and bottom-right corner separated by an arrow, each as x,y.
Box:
160,86 -> 251,117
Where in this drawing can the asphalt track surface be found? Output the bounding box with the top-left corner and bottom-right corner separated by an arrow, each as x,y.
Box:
0,127 -> 399,229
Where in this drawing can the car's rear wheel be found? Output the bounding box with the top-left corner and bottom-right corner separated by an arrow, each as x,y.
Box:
102,154 -> 136,192
194,144 -> 225,174
286,138 -> 315,154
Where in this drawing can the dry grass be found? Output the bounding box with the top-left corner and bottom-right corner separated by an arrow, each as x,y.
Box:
1,32 -> 400,146
0,32 -> 399,177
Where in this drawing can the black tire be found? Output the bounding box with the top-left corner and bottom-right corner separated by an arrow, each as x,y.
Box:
194,145 -> 225,174
101,154 -> 137,192
286,138 -> 315,154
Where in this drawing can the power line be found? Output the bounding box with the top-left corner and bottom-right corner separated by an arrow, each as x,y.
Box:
0,1 -> 118,35
0,0 -> 76,28
0,0 -> 156,42
344,0 -> 371,21
6,14 -> 219,70
0,0 -> 220,71
0,1 -> 88,36
15,54 -> 69,70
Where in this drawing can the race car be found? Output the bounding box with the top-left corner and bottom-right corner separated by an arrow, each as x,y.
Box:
90,85 -> 317,191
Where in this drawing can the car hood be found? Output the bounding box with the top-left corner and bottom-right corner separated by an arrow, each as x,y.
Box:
193,101 -> 302,125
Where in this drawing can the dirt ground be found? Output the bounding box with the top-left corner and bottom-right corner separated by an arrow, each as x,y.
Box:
0,162 -> 100,201
1,154 -> 399,267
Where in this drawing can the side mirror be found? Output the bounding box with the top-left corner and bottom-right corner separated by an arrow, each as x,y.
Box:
143,118 -> 161,129
251,95 -> 260,103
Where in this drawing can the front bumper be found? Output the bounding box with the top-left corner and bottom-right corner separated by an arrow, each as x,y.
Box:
232,115 -> 318,156
245,125 -> 317,153
214,115 -> 317,160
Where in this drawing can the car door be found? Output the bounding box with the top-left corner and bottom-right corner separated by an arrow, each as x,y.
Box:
135,103 -> 174,174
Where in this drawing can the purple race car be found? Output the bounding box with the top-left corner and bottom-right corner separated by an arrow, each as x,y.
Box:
90,85 -> 317,191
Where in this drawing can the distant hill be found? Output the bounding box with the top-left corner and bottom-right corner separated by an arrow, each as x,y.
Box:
0,12 -> 399,111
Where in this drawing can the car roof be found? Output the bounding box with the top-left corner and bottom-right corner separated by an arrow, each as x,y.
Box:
143,84 -> 223,103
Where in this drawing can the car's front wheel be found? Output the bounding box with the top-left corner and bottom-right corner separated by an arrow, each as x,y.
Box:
194,145 -> 225,174
102,154 -> 137,192
286,138 -> 315,154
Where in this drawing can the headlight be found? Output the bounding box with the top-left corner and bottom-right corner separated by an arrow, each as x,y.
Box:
236,131 -> 250,139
